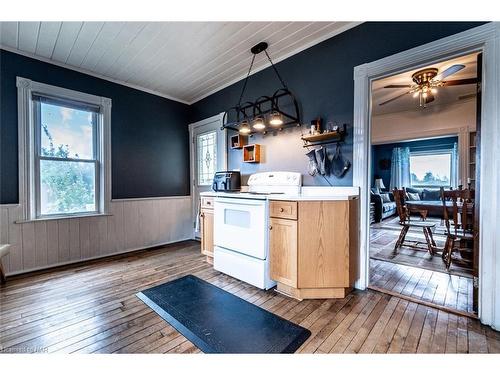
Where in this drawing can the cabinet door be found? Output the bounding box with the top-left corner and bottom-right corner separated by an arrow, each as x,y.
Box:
201,210 -> 214,257
269,217 -> 297,287
298,201 -> 350,288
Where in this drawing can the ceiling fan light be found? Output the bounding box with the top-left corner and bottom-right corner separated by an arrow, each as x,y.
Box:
431,88 -> 438,94
252,117 -> 266,130
422,92 -> 428,99
413,92 -> 419,98
269,111 -> 283,126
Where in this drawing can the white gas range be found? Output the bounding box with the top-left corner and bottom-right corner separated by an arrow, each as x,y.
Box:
206,172 -> 302,290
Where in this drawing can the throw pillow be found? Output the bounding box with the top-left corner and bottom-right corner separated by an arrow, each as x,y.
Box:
406,192 -> 420,201
422,189 -> 440,201
380,193 -> 391,203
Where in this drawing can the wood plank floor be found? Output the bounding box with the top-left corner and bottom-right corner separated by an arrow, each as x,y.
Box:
369,259 -> 475,315
370,216 -> 473,277
1,240 -> 499,354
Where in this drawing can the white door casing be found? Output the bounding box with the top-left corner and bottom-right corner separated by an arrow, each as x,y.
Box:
189,113 -> 227,238
353,22 -> 500,329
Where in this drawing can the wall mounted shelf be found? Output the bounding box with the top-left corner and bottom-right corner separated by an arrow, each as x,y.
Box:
301,124 -> 347,148
230,134 -> 247,149
243,144 -> 261,163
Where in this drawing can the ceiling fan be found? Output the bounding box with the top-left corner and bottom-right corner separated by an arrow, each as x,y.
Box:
379,64 -> 477,108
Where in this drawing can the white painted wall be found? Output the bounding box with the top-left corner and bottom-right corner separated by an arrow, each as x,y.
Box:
0,197 -> 193,276
371,99 -> 476,144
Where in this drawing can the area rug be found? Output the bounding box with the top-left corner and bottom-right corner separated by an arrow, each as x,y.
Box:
136,275 -> 311,353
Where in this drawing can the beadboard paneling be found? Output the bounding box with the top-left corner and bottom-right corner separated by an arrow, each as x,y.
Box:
0,197 -> 192,276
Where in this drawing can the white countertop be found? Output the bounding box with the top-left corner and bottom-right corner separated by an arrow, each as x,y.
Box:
200,186 -> 359,201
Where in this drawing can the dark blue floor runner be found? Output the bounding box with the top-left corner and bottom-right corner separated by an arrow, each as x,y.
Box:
137,275 -> 310,353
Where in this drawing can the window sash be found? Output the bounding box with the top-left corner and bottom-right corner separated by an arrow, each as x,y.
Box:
33,96 -> 101,218
409,150 -> 453,188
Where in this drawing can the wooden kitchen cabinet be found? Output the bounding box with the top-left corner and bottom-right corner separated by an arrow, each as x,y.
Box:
200,196 -> 214,264
269,199 -> 358,300
269,217 -> 297,287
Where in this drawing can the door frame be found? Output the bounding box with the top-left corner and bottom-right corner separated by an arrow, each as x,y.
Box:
188,112 -> 227,238
352,22 -> 500,329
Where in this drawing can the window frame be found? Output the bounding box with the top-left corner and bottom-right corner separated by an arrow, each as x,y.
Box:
17,77 -> 112,221
196,129 -> 218,187
409,149 -> 453,188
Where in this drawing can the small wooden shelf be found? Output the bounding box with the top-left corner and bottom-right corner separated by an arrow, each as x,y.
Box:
243,144 -> 261,163
301,124 -> 346,147
230,134 -> 247,149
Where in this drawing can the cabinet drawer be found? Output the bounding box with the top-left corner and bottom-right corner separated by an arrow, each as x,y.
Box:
270,200 -> 297,220
201,196 -> 214,209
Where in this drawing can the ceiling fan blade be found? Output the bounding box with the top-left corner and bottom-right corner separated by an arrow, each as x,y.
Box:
383,84 -> 412,88
441,78 -> 478,86
434,64 -> 465,81
458,93 -> 477,100
379,91 -> 410,106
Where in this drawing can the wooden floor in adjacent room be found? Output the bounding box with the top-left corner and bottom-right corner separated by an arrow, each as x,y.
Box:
1,241 -> 499,354
369,259 -> 475,316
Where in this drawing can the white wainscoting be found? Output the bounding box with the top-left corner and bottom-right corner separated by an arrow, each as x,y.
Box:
0,196 -> 193,276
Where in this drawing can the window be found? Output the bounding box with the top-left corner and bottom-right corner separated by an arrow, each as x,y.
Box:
197,131 -> 217,186
17,77 -> 111,220
35,97 -> 99,216
410,151 -> 452,187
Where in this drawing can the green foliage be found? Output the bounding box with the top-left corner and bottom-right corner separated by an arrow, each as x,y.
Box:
41,124 -> 95,214
410,170 -> 450,187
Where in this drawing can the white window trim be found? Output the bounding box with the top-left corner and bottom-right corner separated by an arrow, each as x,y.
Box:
17,77 -> 112,221
353,22 -> 500,329
409,150 -> 454,188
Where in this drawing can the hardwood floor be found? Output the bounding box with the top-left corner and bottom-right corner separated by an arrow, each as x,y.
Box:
1,240 -> 499,354
370,216 -> 473,277
369,259 -> 475,316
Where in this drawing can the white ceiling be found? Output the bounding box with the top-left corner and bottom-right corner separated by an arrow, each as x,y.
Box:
371,52 -> 478,115
0,21 -> 359,104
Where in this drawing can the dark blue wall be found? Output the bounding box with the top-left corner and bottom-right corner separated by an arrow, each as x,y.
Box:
1,50 -> 191,204
372,136 -> 458,189
190,22 -> 485,186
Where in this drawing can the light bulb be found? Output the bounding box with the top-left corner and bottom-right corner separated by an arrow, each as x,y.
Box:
239,120 -> 251,134
422,92 -> 428,99
252,117 -> 266,130
431,88 -> 437,94
413,92 -> 419,98
269,111 -> 283,126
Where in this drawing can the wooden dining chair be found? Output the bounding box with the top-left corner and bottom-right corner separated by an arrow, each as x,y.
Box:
392,188 -> 437,255
440,187 -> 475,270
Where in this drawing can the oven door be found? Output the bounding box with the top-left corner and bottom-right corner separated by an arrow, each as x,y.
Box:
214,197 -> 268,260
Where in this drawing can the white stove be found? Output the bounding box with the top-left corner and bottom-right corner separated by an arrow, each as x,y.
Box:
212,172 -> 302,289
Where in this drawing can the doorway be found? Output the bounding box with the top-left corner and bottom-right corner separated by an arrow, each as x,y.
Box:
189,113 -> 227,238
352,23 -> 500,328
366,52 -> 480,316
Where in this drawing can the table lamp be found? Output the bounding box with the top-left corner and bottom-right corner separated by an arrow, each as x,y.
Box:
374,178 -> 386,193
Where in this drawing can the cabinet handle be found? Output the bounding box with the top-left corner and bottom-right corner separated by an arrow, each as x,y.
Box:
279,207 -> 284,212
200,213 -> 204,218
269,225 -> 273,230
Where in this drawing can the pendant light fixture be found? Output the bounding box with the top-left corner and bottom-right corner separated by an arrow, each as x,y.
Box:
239,120 -> 251,134
252,116 -> 266,130
222,42 -> 300,135
269,111 -> 284,126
